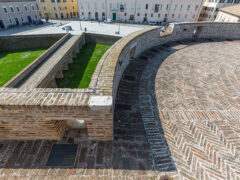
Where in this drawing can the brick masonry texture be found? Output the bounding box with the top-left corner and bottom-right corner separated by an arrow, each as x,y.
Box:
0,22 -> 240,142
0,23 -> 240,179
139,39 -> 240,179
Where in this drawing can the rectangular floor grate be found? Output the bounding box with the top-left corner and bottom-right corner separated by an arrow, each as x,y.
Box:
115,104 -> 132,110
124,75 -> 136,81
46,144 -> 78,167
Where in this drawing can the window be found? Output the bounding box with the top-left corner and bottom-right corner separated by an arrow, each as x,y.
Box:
95,2 -> 97,9
16,6 -> 20,12
145,13 -> 147,17
88,2 -> 90,9
145,4 -> 148,9
80,3 -> 83,9
53,7 -> 56,10
158,13 -> 160,17
63,0 -> 66,2
131,3 -> 134,10
165,13 -> 167,17
3,7 -> 8,13
10,6 -> 14,13
173,4 -> 177,11
102,3 -> 104,9
32,5 -> 35,10
195,5 -> 199,11
160,4 -> 162,10
41,0 -> 45,2
124,12 -> 127,16
43,6 -> 46,10
138,3 -> 140,10
35,15 -> 38,19
120,3 -> 124,12
166,4 -> 169,10
172,14 -> 174,18
180,4 -> 183,11
151,13 -> 153,17
59,6 -> 62,10
72,6 -> 74,9
137,13 -> 140,16
154,4 -> 159,12
64,6 -> 67,10
51,0 -> 55,3
110,3 -> 112,9
187,5 -> 191,11
57,0 -> 60,2
9,18 -> 12,23
21,17 -> 24,21
24,5 -> 28,11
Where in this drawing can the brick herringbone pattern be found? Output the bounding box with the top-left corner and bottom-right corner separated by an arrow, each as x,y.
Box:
139,40 -> 240,179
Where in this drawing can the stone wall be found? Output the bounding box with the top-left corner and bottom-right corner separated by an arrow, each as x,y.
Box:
0,34 -> 65,51
85,33 -> 121,45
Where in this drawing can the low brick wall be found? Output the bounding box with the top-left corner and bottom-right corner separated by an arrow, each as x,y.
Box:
91,22 -> 240,110
0,88 -> 113,140
0,34 -> 66,51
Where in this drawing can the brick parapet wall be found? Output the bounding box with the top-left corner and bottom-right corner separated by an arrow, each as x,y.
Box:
91,22 -> 240,110
0,88 -> 112,140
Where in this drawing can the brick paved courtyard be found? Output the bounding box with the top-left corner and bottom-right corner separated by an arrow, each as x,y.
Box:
0,39 -> 240,179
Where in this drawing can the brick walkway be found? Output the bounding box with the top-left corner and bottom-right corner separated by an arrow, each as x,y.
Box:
1,39 -> 240,179
139,39 -> 240,179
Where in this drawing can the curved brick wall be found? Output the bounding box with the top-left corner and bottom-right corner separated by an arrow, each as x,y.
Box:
92,22 -> 240,110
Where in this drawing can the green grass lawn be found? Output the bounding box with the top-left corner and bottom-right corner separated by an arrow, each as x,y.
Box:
0,48 -> 46,87
56,44 -> 111,88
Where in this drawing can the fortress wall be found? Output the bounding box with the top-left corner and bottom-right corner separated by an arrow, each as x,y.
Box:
0,33 -> 66,51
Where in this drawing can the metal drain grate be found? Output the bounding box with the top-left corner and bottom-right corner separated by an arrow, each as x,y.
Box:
150,48 -> 159,53
46,144 -> 78,167
139,55 -> 148,61
124,75 -> 136,81
115,104 -> 132,110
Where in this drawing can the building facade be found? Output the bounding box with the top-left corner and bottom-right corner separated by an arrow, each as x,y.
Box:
0,0 -> 40,29
199,0 -> 240,21
37,0 -> 78,19
78,0 -> 204,24
215,5 -> 240,22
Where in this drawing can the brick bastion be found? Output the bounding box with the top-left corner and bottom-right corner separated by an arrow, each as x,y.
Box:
0,22 -> 239,141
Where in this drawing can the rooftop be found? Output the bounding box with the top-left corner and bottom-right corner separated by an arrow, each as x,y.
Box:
219,5 -> 240,17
